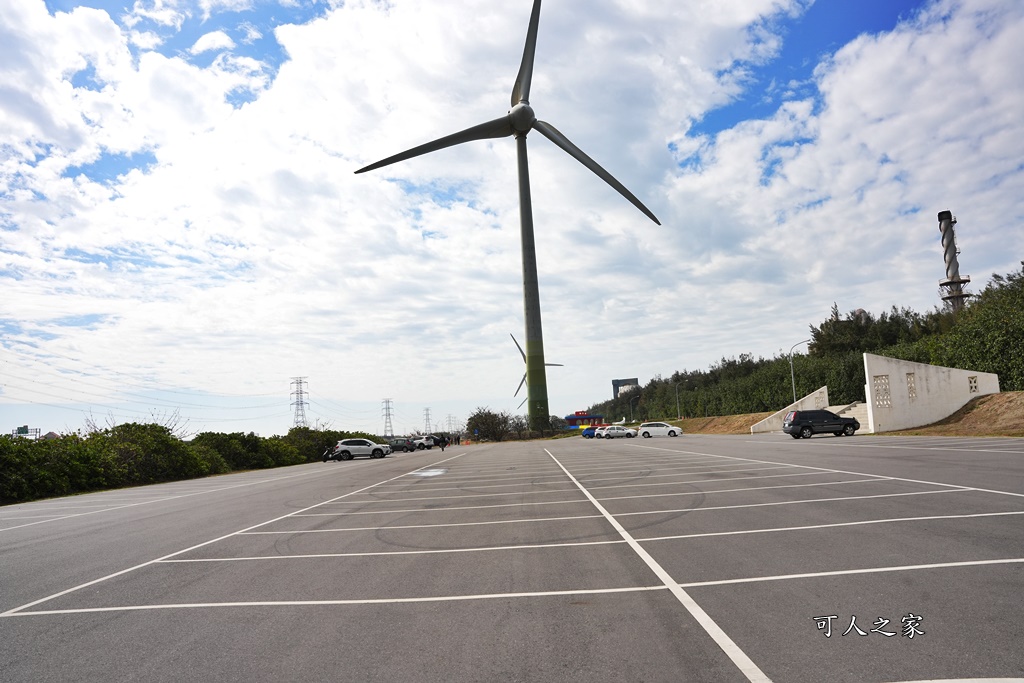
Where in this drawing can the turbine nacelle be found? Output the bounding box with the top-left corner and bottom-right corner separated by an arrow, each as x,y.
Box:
508,102 -> 536,134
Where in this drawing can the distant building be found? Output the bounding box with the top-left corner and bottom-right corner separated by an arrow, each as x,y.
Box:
611,378 -> 639,399
564,411 -> 604,428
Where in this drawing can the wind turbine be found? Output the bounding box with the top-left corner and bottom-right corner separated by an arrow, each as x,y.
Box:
355,0 -> 660,431
511,333 -> 562,409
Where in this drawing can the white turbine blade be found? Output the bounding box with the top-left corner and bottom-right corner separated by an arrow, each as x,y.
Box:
356,116 -> 514,174
511,0 -> 543,106
515,373 -> 527,397
518,396 -> 528,410
510,333 -> 527,361
545,363 -> 564,367
533,120 -> 661,225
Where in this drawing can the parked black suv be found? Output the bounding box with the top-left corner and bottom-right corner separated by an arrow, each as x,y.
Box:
782,410 -> 859,439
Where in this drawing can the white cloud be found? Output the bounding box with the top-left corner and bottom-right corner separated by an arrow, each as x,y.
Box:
122,0 -> 190,30
189,29 -> 235,54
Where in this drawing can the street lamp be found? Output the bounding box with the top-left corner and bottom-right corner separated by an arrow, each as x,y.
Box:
629,395 -> 640,423
673,382 -> 682,420
789,339 -> 811,405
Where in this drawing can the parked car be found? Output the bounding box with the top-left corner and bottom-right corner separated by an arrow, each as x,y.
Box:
325,438 -> 392,461
782,410 -> 859,439
413,435 -> 438,449
581,426 -> 598,438
602,425 -> 637,439
594,426 -> 610,438
637,422 -> 683,438
389,437 -> 416,452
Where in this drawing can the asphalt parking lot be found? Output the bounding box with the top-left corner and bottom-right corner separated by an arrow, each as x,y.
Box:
2,434 -> 1022,682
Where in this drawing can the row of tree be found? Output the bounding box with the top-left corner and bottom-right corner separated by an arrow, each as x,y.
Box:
0,425 -> 378,505
588,261 -> 1024,422
463,408 -> 568,442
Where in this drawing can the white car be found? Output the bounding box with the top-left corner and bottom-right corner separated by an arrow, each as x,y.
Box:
413,435 -> 437,449
637,422 -> 683,438
602,425 -> 637,439
326,438 -> 392,461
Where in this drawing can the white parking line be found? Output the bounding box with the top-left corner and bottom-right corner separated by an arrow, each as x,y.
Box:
546,448 -> 772,683
615,488 -> 966,516
159,538 -> 626,561
678,557 -> 1024,588
2,585 -> 669,618
322,487 -> 586,504
241,514 -> 606,533
638,510 -> 1024,542
594,471 -> 884,502
293,498 -> 592,516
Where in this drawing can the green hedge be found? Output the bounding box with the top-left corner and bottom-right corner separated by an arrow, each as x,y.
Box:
0,424 -> 384,506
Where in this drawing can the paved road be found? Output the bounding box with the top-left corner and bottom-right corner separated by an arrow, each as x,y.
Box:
2,435 -> 1023,682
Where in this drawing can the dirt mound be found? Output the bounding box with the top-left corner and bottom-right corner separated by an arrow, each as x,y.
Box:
675,392 -> 1024,437
883,391 -> 1024,437
677,412 -> 773,435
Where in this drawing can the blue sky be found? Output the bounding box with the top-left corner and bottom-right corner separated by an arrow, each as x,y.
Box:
2,0 -> 1023,436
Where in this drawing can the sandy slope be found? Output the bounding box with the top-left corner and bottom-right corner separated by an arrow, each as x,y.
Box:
676,392 -> 1024,437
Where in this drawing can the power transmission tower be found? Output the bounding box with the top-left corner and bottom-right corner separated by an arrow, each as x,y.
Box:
446,414 -> 455,433
423,407 -> 432,434
290,377 -> 309,428
382,399 -> 394,437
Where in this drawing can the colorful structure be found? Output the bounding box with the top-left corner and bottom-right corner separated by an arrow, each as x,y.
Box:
564,411 -> 605,429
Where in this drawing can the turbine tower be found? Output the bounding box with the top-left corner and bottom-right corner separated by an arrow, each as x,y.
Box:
356,0 -> 660,431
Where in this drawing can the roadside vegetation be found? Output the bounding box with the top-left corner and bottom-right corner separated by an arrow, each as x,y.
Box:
0,425 -> 377,505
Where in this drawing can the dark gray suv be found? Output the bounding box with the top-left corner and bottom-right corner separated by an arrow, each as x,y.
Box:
782,410 -> 859,439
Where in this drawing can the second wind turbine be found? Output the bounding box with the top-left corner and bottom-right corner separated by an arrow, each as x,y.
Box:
355,0 -> 660,431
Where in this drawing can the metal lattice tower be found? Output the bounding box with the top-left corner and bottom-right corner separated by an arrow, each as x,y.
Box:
382,399 -> 394,437
423,407 -> 432,434
937,210 -> 971,311
290,377 -> 309,428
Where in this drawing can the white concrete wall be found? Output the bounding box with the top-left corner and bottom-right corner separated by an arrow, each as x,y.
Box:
863,353 -> 1000,433
750,386 -> 830,434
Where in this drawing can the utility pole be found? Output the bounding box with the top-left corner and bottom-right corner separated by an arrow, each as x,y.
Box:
290,377 -> 309,429
423,407 -> 432,434
382,399 -> 394,437
789,340 -> 811,405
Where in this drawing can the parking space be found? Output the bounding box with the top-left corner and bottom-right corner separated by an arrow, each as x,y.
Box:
0,464 -> 362,531
2,436 -> 1023,682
